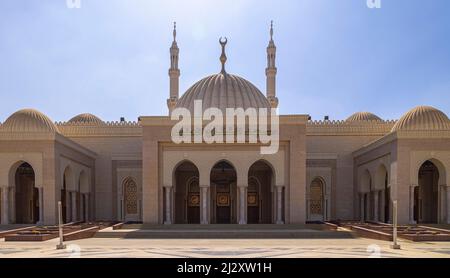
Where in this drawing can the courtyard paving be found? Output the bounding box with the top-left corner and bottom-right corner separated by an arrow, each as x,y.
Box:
1,236 -> 450,258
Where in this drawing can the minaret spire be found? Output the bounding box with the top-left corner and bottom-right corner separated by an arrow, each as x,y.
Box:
219,37 -> 228,74
167,21 -> 180,114
266,20 -> 278,108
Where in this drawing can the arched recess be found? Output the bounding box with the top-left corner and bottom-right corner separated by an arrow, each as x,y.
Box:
61,166 -> 73,223
11,162 -> 39,224
414,160 -> 443,224
247,160 -> 274,224
308,177 -> 325,221
122,177 -> 139,222
412,158 -> 447,188
78,170 -> 89,222
173,160 -> 200,224
375,164 -> 390,223
359,169 -> 372,222
210,160 -> 237,224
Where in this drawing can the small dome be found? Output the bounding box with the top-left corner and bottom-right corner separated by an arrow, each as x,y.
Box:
346,112 -> 382,122
391,106 -> 450,132
2,109 -> 59,133
69,113 -> 104,125
176,73 -> 270,113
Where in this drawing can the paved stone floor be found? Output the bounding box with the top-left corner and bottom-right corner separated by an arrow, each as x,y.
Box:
1,237 -> 450,258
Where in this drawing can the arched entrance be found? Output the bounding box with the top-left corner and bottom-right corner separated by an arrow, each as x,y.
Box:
359,170 -> 372,222
210,161 -> 237,224
62,167 -> 72,223
123,177 -> 139,222
174,161 -> 200,224
15,162 -> 39,224
309,178 -> 325,221
414,160 -> 439,223
248,161 -> 273,224
79,170 -> 89,222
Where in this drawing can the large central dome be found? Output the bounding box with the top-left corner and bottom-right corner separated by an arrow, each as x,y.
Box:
176,73 -> 270,113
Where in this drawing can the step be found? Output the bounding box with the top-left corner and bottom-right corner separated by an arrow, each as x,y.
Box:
95,227 -> 355,239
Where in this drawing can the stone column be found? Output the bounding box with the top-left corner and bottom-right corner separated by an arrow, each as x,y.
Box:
200,186 -> 209,224
380,190 -> 386,222
38,187 -> 44,225
409,184 -> 417,224
365,193 -> 370,221
360,193 -> 364,222
66,191 -> 71,222
164,186 -> 172,224
446,185 -> 450,224
373,191 -> 379,222
71,192 -> 77,222
1,187 -> 9,225
238,185 -> 247,225
276,185 -> 284,224
10,187 -> 15,223
85,194 -> 89,222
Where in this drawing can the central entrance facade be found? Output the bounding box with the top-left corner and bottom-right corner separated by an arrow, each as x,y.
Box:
210,161 -> 237,224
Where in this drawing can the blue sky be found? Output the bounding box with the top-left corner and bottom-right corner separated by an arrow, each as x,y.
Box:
0,0 -> 449,122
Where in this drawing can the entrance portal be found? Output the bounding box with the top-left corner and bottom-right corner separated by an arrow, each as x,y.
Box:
415,160 -> 439,223
15,162 -> 38,224
174,161 -> 200,224
210,161 -> 237,224
248,161 -> 273,224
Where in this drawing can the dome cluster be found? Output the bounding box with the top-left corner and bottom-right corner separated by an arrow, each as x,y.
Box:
0,109 -> 105,133
344,106 -> 450,133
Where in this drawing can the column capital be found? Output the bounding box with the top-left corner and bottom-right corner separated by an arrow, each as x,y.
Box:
440,184 -> 448,188
275,184 -> 284,188
410,184 -> 419,188
163,184 -> 173,188
200,184 -> 210,188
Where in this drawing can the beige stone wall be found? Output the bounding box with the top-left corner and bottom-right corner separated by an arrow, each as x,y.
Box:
66,136 -> 142,221
307,135 -> 383,220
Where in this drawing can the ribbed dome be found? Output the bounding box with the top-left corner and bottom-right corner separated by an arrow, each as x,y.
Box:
69,113 -> 104,125
346,112 -> 382,122
391,106 -> 450,132
2,109 -> 59,133
176,73 -> 270,113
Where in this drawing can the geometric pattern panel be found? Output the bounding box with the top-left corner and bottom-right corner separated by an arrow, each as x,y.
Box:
124,178 -> 138,215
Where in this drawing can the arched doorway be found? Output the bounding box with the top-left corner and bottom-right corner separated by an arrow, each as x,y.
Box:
15,162 -> 39,224
62,167 -> 72,223
415,160 -> 439,223
174,161 -> 200,224
248,161 -> 273,224
210,161 -> 237,224
359,170 -> 372,222
123,177 -> 139,222
79,170 -> 89,222
309,178 -> 325,221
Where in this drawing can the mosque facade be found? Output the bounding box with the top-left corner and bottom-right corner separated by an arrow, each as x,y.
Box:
1,24 -> 450,227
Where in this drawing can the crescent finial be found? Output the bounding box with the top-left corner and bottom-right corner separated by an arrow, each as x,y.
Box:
219,37 -> 228,74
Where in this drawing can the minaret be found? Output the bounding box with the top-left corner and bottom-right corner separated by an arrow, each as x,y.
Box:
266,20 -> 278,108
167,22 -> 180,114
